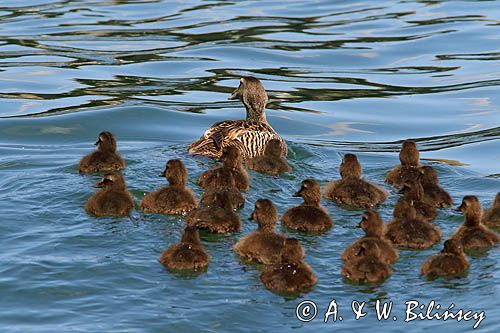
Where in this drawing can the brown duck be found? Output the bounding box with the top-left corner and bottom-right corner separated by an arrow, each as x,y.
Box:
482,193 -> 500,228
397,179 -> 436,222
385,140 -> 422,187
247,139 -> 292,176
85,173 -> 134,217
281,179 -> 333,233
200,167 -> 245,209
341,242 -> 392,284
159,226 -> 210,271
140,159 -> 197,215
420,166 -> 453,208
421,239 -> 469,279
324,153 -> 388,208
78,131 -> 126,173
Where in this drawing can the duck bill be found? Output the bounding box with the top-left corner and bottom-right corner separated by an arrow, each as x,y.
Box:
356,222 -> 362,228
248,211 -> 255,221
292,191 -> 301,197
159,170 -> 166,177
94,138 -> 102,146
454,203 -> 465,212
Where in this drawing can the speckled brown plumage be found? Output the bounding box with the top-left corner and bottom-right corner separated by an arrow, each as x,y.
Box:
420,166 -> 453,208
385,140 -> 421,187
78,131 -> 126,173
247,139 -> 292,176
341,242 -> 392,284
421,239 -> 469,279
200,167 -> 244,209
159,226 -> 210,271
482,193 -> 500,228
85,173 -> 134,217
397,179 -> 436,222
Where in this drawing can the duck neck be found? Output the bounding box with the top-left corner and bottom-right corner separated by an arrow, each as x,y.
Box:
464,211 -> 481,227
257,222 -> 275,233
245,105 -> 267,123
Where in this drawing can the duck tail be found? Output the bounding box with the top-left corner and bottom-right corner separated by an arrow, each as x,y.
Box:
188,138 -> 221,159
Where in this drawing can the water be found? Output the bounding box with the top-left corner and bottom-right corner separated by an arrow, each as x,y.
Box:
0,0 -> 499,332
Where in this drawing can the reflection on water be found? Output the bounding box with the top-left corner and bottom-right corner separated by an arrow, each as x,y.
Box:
0,0 -> 499,332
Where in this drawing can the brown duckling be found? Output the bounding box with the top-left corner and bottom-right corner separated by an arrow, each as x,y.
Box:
187,191 -> 241,234
78,131 -> 126,173
341,242 -> 392,284
234,199 -> 290,264
247,139 -> 292,176
482,193 -> 500,228
385,200 -> 441,249
281,179 -> 333,233
450,196 -> 499,251
420,166 -> 453,208
199,146 -> 249,192
140,159 -> 198,215
85,173 -> 134,217
342,210 -> 399,265
385,140 -> 422,187
421,239 -> 469,279
200,167 -> 244,209
159,226 -> 210,271
397,179 -> 436,222
260,238 -> 317,293
324,153 -> 388,208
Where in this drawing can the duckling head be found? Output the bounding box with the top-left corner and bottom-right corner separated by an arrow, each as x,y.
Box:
399,179 -> 424,200
441,239 -> 464,256
228,76 -> 268,122
212,191 -> 235,211
264,139 -> 283,158
340,153 -> 362,179
420,166 -> 438,186
181,226 -> 201,245
221,146 -> 243,168
393,199 -> 417,220
456,195 -> 482,226
494,193 -> 500,208
96,172 -> 127,191
280,238 -> 305,263
211,167 -> 237,190
355,241 -> 381,258
293,179 -> 321,205
399,140 -> 419,166
160,159 -> 188,186
357,210 -> 384,237
249,198 -> 278,231
95,131 -> 117,152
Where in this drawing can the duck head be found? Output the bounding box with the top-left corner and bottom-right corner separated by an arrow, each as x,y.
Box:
160,159 -> 188,187
399,179 -> 424,201
293,179 -> 322,206
340,153 -> 362,179
393,199 -> 417,220
494,193 -> 500,208
221,146 -> 243,168
357,210 -> 384,237
355,241 -> 381,258
95,131 -> 117,152
280,238 -> 305,264
420,166 -> 438,186
441,239 -> 464,256
228,76 -> 268,123
456,196 -> 482,226
264,139 -> 283,158
399,140 -> 419,166
181,225 -> 201,246
96,173 -> 127,191
249,198 -> 278,231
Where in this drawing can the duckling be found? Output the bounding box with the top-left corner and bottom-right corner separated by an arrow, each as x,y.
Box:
385,200 -> 441,249
397,179 -> 436,222
342,210 -> 399,265
234,199 -> 291,264
421,239 -> 469,278
260,238 -> 317,293
420,166 -> 453,208
78,131 -> 126,173
281,179 -> 333,233
324,153 -> 388,208
159,226 -> 210,271
450,196 -> 499,251
200,168 -> 244,209
188,76 -> 287,160
341,242 -> 392,284
482,193 -> 500,228
247,139 -> 292,176
85,173 -> 134,217
140,159 -> 198,215
199,146 -> 249,192
187,191 -> 241,234
385,140 -> 422,187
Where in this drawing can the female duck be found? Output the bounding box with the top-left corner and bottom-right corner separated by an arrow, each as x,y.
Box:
260,238 -> 317,293
247,139 -> 292,176
187,192 -> 241,234
341,242 -> 392,284
281,179 -> 333,233
78,131 -> 125,173
188,77 -> 287,160
482,193 -> 500,228
324,153 -> 388,208
85,173 -> 134,217
159,226 -> 210,271
200,168 -> 244,209
421,239 -> 469,278
140,159 -> 197,215
451,196 -> 499,251
342,210 -> 398,265
385,140 -> 422,187
199,146 -> 249,192
420,166 -> 453,208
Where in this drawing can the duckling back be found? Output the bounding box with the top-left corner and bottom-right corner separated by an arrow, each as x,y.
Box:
421,239 -> 469,278
159,226 -> 210,271
200,167 -> 244,209
78,131 -> 125,173
85,173 -> 134,217
247,139 -> 292,176
341,242 -> 392,284
482,193 -> 500,228
187,192 -> 241,234
385,140 -> 421,187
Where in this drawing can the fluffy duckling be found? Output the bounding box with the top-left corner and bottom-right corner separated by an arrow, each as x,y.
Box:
342,210 -> 398,265
385,200 -> 441,249
140,159 -> 198,215
482,193 -> 500,228
450,196 -> 499,251
260,238 -> 317,293
188,76 -> 287,159
234,199 -> 290,264
385,140 -> 422,187
397,179 -> 436,222
324,153 -> 388,208
187,191 -> 241,234
281,179 -> 333,233
247,139 -> 292,176
78,131 -> 126,173
420,166 -> 453,208
200,167 -> 244,209
85,173 -> 134,217
421,239 -> 469,279
159,226 -> 210,271
341,242 -> 392,284
199,146 -> 249,192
